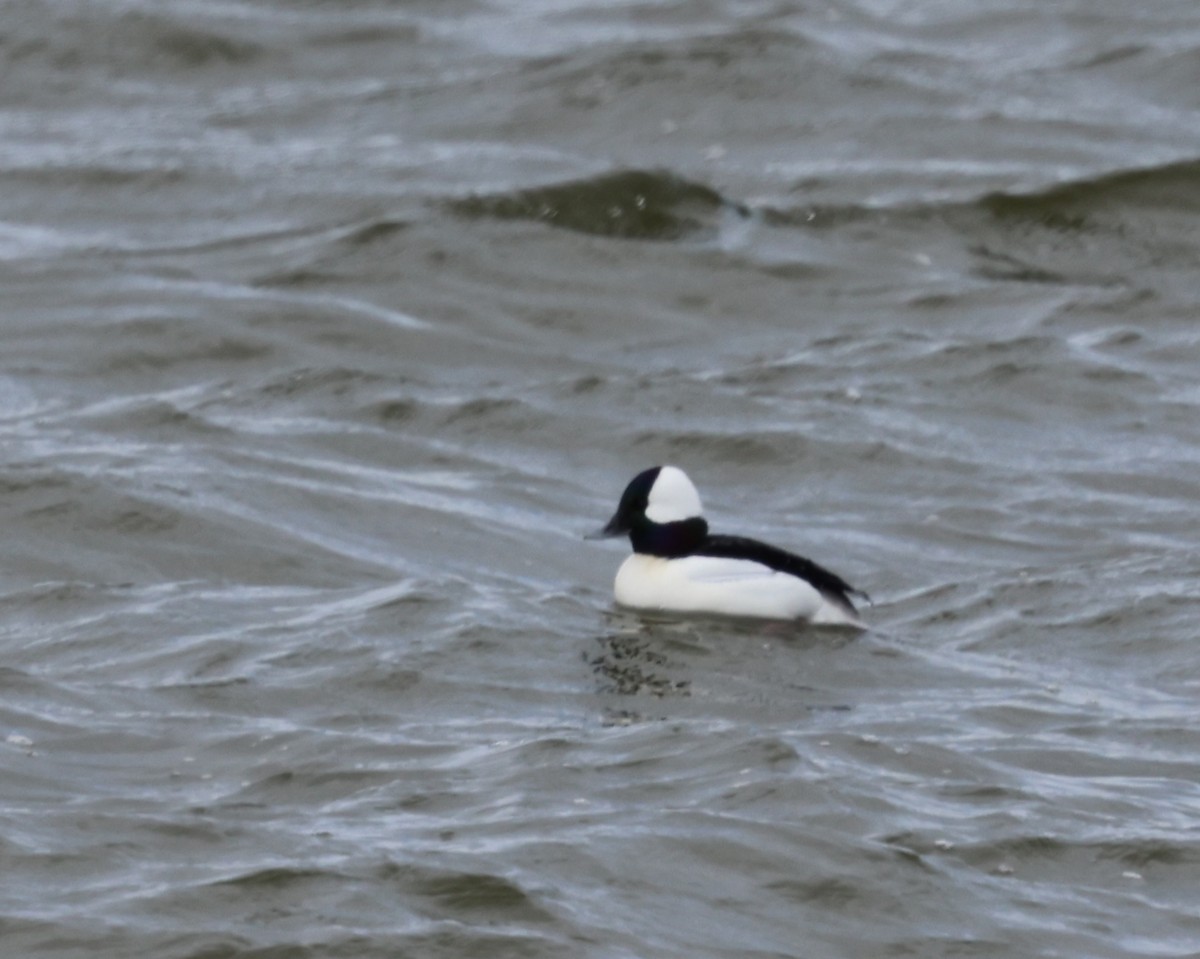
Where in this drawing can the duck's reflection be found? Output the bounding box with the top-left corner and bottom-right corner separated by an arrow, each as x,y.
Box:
588,609 -> 708,698
587,608 -> 859,724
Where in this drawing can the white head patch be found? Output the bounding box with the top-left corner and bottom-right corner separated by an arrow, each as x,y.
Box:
645,465 -> 704,523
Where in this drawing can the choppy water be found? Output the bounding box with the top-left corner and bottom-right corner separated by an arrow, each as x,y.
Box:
3,2 -> 1200,957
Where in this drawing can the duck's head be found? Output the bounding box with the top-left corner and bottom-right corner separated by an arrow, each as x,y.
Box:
587,465 -> 708,556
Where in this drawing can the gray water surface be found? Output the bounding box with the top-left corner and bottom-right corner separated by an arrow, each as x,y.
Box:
3,2 -> 1200,957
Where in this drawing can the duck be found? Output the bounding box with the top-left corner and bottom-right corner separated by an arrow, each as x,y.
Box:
587,465 -> 868,626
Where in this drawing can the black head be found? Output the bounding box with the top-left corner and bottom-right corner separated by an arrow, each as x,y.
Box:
586,465 -> 708,558
588,466 -> 661,539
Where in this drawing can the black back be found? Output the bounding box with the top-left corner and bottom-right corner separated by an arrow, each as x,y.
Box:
693,533 -> 867,615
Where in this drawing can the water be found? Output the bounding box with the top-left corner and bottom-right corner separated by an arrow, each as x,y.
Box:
3,2 -> 1200,956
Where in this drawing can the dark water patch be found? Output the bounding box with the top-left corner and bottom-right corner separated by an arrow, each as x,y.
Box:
133,18 -> 264,70
252,219 -> 414,289
753,259 -> 833,283
0,467 -> 74,497
257,366 -> 387,400
523,26 -> 819,89
367,929 -> 574,959
983,157 -> 1200,221
213,866 -> 337,890
347,666 -> 422,694
767,875 -> 865,907
447,169 -> 743,241
124,222 -> 349,262
441,396 -> 523,424
435,396 -> 555,438
130,860 -> 566,957
938,782 -> 1037,804
17,486 -> 182,537
340,218 -> 412,248
315,23 -> 423,49
715,331 -> 1075,388
77,398 -> 230,439
109,506 -> 179,535
957,158 -> 1200,284
229,766 -> 397,807
968,245 -> 1076,285
0,922 -> 260,959
965,834 -> 1068,863
940,832 -> 1200,887
629,429 -> 795,466
367,398 -> 420,424
0,165 -> 189,191
253,267 -> 343,290
760,202 -> 882,231
77,318 -> 275,376
1061,469 -> 1200,506
505,19 -> 946,173
26,11 -> 266,76
0,465 -> 367,588
408,869 -> 555,923
211,366 -> 419,430
1079,39 -> 1200,106
763,157 -> 1200,286
1096,840 -> 1199,869
1067,43 -> 1150,71
870,329 -> 1163,423
514,25 -> 834,124
565,374 -> 605,394
926,333 -> 1060,372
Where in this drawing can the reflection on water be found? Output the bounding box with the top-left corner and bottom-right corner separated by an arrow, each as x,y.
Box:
590,614 -> 695,700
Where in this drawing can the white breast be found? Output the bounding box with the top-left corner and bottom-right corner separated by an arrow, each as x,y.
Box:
613,554 -> 862,626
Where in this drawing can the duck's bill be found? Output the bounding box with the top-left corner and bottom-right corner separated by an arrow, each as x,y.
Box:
584,516 -> 624,540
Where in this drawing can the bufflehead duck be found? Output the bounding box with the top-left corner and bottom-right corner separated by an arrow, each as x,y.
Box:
588,465 -> 868,627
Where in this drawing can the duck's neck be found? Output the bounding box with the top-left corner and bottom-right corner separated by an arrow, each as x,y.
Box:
630,517 -> 708,558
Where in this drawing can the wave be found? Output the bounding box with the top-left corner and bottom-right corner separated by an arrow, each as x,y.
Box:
447,168 -> 746,240
440,154 -> 1200,279
2,9 -> 266,75
761,155 -> 1200,227
751,155 -> 1200,286
979,156 -> 1200,222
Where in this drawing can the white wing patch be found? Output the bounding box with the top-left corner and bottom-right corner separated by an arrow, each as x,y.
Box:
673,555 -> 784,584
